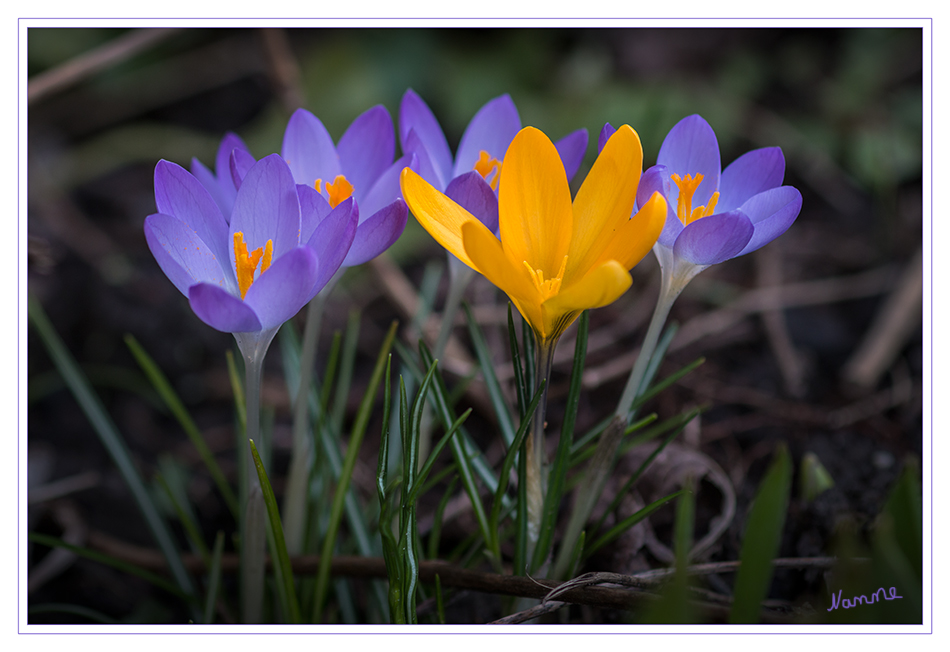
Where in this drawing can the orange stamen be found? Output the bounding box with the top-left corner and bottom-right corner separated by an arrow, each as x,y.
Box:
670,173 -> 720,226
322,175 -> 354,208
523,255 -> 568,302
233,232 -> 273,299
474,150 -> 502,191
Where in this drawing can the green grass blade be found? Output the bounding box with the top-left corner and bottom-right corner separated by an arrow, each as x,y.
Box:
532,310 -> 588,572
202,531 -> 226,624
249,439 -> 301,624
28,532 -> 188,600
463,302 -> 515,446
507,303 -> 529,416
631,356 -> 705,412
155,470 -> 210,564
312,321 -> 398,623
642,483 -> 695,624
125,334 -> 239,518
28,297 -> 195,601
585,489 -> 687,557
409,408 -> 471,505
330,309 -> 361,435
729,444 -> 792,624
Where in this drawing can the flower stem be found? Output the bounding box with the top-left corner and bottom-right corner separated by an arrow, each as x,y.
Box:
525,335 -> 556,556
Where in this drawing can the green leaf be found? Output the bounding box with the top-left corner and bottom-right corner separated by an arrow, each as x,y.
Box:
464,302 -> 516,446
585,489 -> 686,558
125,334 -> 238,517
202,531 -> 226,625
729,444 -> 792,624
641,484 -> 695,624
879,456 -> 922,579
800,451 -> 835,503
249,439 -> 301,624
313,320 -> 398,623
28,296 -> 195,602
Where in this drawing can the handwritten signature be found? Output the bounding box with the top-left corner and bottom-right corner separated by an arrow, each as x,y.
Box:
828,587 -> 903,611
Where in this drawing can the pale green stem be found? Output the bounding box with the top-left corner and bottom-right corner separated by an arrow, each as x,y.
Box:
233,328 -> 277,623
525,336 -> 557,558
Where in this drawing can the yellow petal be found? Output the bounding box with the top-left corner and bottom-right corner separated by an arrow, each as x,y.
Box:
543,259 -> 632,315
497,126 -> 574,279
593,191 -> 667,271
565,125 -> 643,284
460,220 -> 543,332
400,167 -> 480,269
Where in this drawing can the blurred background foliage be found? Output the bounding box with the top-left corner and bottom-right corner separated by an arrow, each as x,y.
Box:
27,26 -> 923,624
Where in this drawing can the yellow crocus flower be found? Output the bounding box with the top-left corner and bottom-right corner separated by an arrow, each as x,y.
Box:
400,124 -> 667,345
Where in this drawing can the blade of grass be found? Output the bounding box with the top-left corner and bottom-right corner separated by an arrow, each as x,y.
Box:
28,297 -> 195,601
312,321 -> 398,623
532,310 -> 588,572
729,444 -> 792,624
249,439 -> 301,624
585,489 -> 687,557
409,408 -> 471,505
463,302 -> 515,446
202,531 -> 226,624
28,532 -> 189,600
330,309 -> 361,436
507,304 -> 529,417
125,334 -> 238,518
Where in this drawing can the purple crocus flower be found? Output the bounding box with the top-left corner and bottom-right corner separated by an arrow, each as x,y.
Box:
281,105 -> 411,267
399,88 -> 589,235
144,153 -> 357,347
602,114 -> 802,291
190,132 -> 252,221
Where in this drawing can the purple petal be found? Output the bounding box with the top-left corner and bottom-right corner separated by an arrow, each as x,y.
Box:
243,246 -> 319,330
342,199 -> 408,267
297,183 -> 333,244
445,171 -> 499,233
453,94 -> 521,178
306,197 -> 358,295
216,132 -> 250,179
188,282 -> 262,333
598,123 -> 616,154
657,114 -> 721,209
281,108 -> 341,187
145,213 -> 234,296
672,211 -> 754,266
359,153 -> 415,220
337,105 -> 394,202
399,89 -> 453,188
555,129 -> 589,182
718,147 -> 786,212
229,148 -> 257,193
154,160 -> 230,266
229,154 -> 301,265
402,129 -> 445,189
637,165 -> 680,248
735,186 -> 803,257
190,157 -> 231,219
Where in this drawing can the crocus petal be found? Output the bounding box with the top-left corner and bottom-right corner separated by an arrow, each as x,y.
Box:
306,198 -> 358,293
229,154 -> 301,264
498,126 -> 573,276
358,153 -> 415,220
154,160 -> 230,266
445,171 -> 499,233
657,114 -> 721,208
718,147 -> 786,212
672,211 -> 754,266
460,220 -> 540,328
216,132 -> 250,179
297,183 -> 333,244
145,213 -> 233,296
399,89 -> 453,188
243,246 -> 319,330
566,124 -> 642,283
453,94 -> 522,178
592,191 -> 667,271
281,108 -> 341,187
341,199 -> 408,267
598,123 -> 617,155
190,158 -> 229,219
401,168 -> 480,268
545,259 -> 632,314
337,105 -> 395,202
734,186 -> 803,257
637,165 -> 680,249
402,129 -> 446,190
229,148 -> 257,193
555,129 -> 589,182
188,283 -> 262,333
